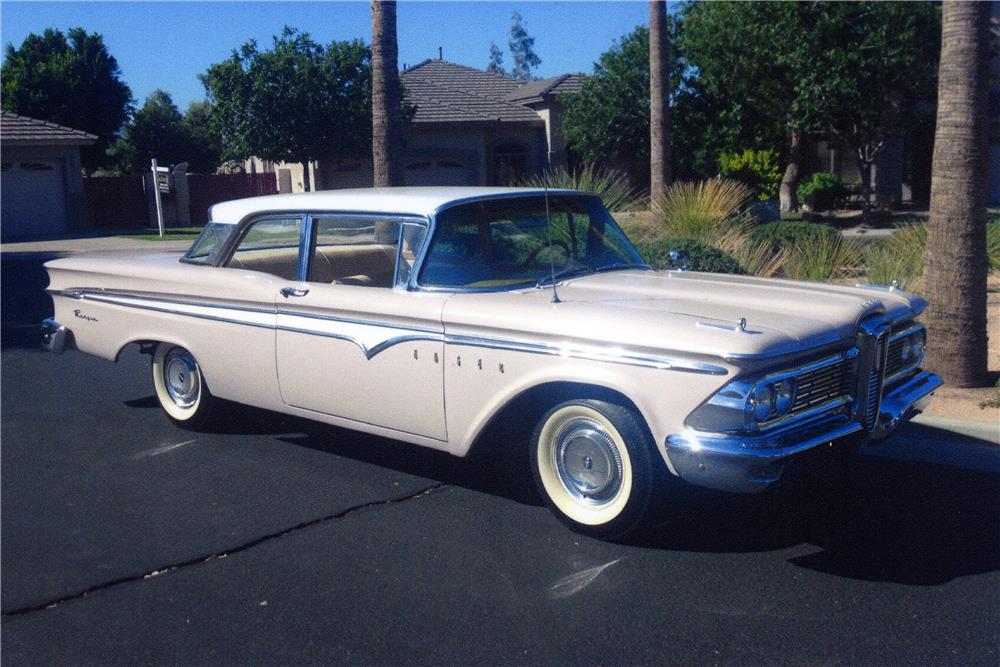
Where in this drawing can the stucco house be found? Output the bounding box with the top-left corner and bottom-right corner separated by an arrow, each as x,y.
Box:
247,59 -> 586,192
1,112 -> 96,240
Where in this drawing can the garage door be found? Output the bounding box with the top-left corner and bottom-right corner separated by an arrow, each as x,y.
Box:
404,158 -> 475,186
1,159 -> 68,240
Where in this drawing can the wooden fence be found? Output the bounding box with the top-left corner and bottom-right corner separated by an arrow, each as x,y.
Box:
84,176 -> 146,228
188,173 -> 277,225
84,172 -> 278,229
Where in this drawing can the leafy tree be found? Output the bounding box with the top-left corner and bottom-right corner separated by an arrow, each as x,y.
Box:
487,41 -> 506,76
201,26 -> 371,191
681,2 -> 940,214
181,101 -> 223,174
680,2 -> 809,211
1,27 -> 133,171
560,24 -> 681,187
109,90 -> 187,174
803,2 -> 940,219
508,11 -> 541,80
109,94 -> 223,175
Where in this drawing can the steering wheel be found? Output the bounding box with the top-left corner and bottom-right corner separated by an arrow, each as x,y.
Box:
523,240 -> 571,267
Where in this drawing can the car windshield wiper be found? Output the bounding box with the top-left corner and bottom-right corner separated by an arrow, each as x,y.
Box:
536,262 -> 651,287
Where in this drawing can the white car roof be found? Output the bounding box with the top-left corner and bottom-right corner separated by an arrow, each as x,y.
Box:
207,186 -> 582,224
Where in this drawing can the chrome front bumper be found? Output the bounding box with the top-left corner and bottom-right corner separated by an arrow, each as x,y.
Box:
665,370 -> 942,493
41,318 -> 69,353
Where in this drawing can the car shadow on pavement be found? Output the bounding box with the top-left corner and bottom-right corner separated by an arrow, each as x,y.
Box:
281,415 -> 998,586
635,428 -> 999,585
124,392 -> 998,587
1,252 -> 65,349
278,418 -> 541,505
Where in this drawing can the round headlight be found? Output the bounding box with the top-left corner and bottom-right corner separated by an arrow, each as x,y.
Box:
911,330 -> 926,359
773,379 -> 796,415
752,384 -> 775,422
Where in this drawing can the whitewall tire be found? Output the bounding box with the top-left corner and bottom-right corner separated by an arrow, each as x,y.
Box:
530,399 -> 662,540
151,344 -> 214,429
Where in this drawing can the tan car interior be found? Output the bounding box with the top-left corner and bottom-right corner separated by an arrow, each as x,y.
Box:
227,244 -> 396,286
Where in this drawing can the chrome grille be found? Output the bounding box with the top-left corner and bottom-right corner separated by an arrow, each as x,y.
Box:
791,357 -> 853,413
860,329 -> 889,430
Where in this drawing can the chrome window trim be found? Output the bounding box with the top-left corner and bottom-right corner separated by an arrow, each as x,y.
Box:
296,214 -> 315,282
301,212 -> 431,287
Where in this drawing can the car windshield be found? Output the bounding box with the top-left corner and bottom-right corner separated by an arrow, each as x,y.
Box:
181,222 -> 237,265
419,194 -> 647,289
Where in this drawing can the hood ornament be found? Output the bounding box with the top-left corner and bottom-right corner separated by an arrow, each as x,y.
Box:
696,317 -> 758,335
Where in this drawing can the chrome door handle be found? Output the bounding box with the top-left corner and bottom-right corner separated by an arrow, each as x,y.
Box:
280,287 -> 310,298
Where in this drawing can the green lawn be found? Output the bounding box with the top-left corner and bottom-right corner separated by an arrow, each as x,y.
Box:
118,227 -> 204,241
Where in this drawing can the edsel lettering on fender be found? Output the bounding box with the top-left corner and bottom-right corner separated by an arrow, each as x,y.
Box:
42,187 -> 941,539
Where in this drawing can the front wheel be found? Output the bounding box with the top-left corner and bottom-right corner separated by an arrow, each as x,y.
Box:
530,399 -> 663,540
151,344 -> 215,429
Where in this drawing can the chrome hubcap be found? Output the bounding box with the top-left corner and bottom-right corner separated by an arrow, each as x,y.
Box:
555,419 -> 623,505
163,348 -> 199,408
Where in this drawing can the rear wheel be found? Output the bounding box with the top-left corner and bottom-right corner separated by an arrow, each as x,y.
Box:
530,399 -> 662,540
151,344 -> 215,429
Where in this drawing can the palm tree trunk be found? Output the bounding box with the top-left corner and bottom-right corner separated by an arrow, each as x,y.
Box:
649,0 -> 671,198
371,0 -> 403,187
923,1 -> 991,387
779,127 -> 804,213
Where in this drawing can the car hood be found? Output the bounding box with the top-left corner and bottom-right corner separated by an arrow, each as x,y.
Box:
441,270 -> 926,364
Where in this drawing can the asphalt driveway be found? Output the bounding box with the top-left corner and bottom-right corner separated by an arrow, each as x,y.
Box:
2,251 -> 998,665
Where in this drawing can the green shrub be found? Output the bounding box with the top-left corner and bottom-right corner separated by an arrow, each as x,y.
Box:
796,171 -> 847,211
749,220 -> 840,252
863,224 -> 926,290
718,148 -> 783,202
517,163 -> 643,213
652,178 -> 754,244
634,236 -> 746,274
988,219 -> 1000,272
784,233 -> 861,282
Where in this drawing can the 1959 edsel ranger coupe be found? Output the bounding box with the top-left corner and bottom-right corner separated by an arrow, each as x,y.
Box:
42,187 -> 942,539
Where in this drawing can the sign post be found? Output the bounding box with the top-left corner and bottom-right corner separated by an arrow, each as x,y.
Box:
153,157 -> 170,238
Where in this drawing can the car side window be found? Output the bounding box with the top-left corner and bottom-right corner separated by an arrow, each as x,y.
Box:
307,216 -> 427,288
225,217 -> 303,280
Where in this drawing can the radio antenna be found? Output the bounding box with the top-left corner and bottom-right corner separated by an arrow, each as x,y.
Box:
544,184 -> 561,304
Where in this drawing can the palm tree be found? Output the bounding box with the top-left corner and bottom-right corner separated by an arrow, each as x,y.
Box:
649,0 -> 671,198
371,0 -> 403,187
923,1 -> 991,387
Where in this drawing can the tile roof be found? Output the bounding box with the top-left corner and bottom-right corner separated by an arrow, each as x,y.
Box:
401,59 -> 541,124
0,112 -> 97,146
503,73 -> 588,102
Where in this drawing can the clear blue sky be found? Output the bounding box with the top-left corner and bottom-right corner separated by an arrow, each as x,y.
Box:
1,1 -> 652,111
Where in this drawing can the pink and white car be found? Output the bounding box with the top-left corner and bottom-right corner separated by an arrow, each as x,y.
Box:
42,187 -> 941,538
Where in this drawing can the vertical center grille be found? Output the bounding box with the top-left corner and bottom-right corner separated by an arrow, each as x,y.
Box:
855,318 -> 891,430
